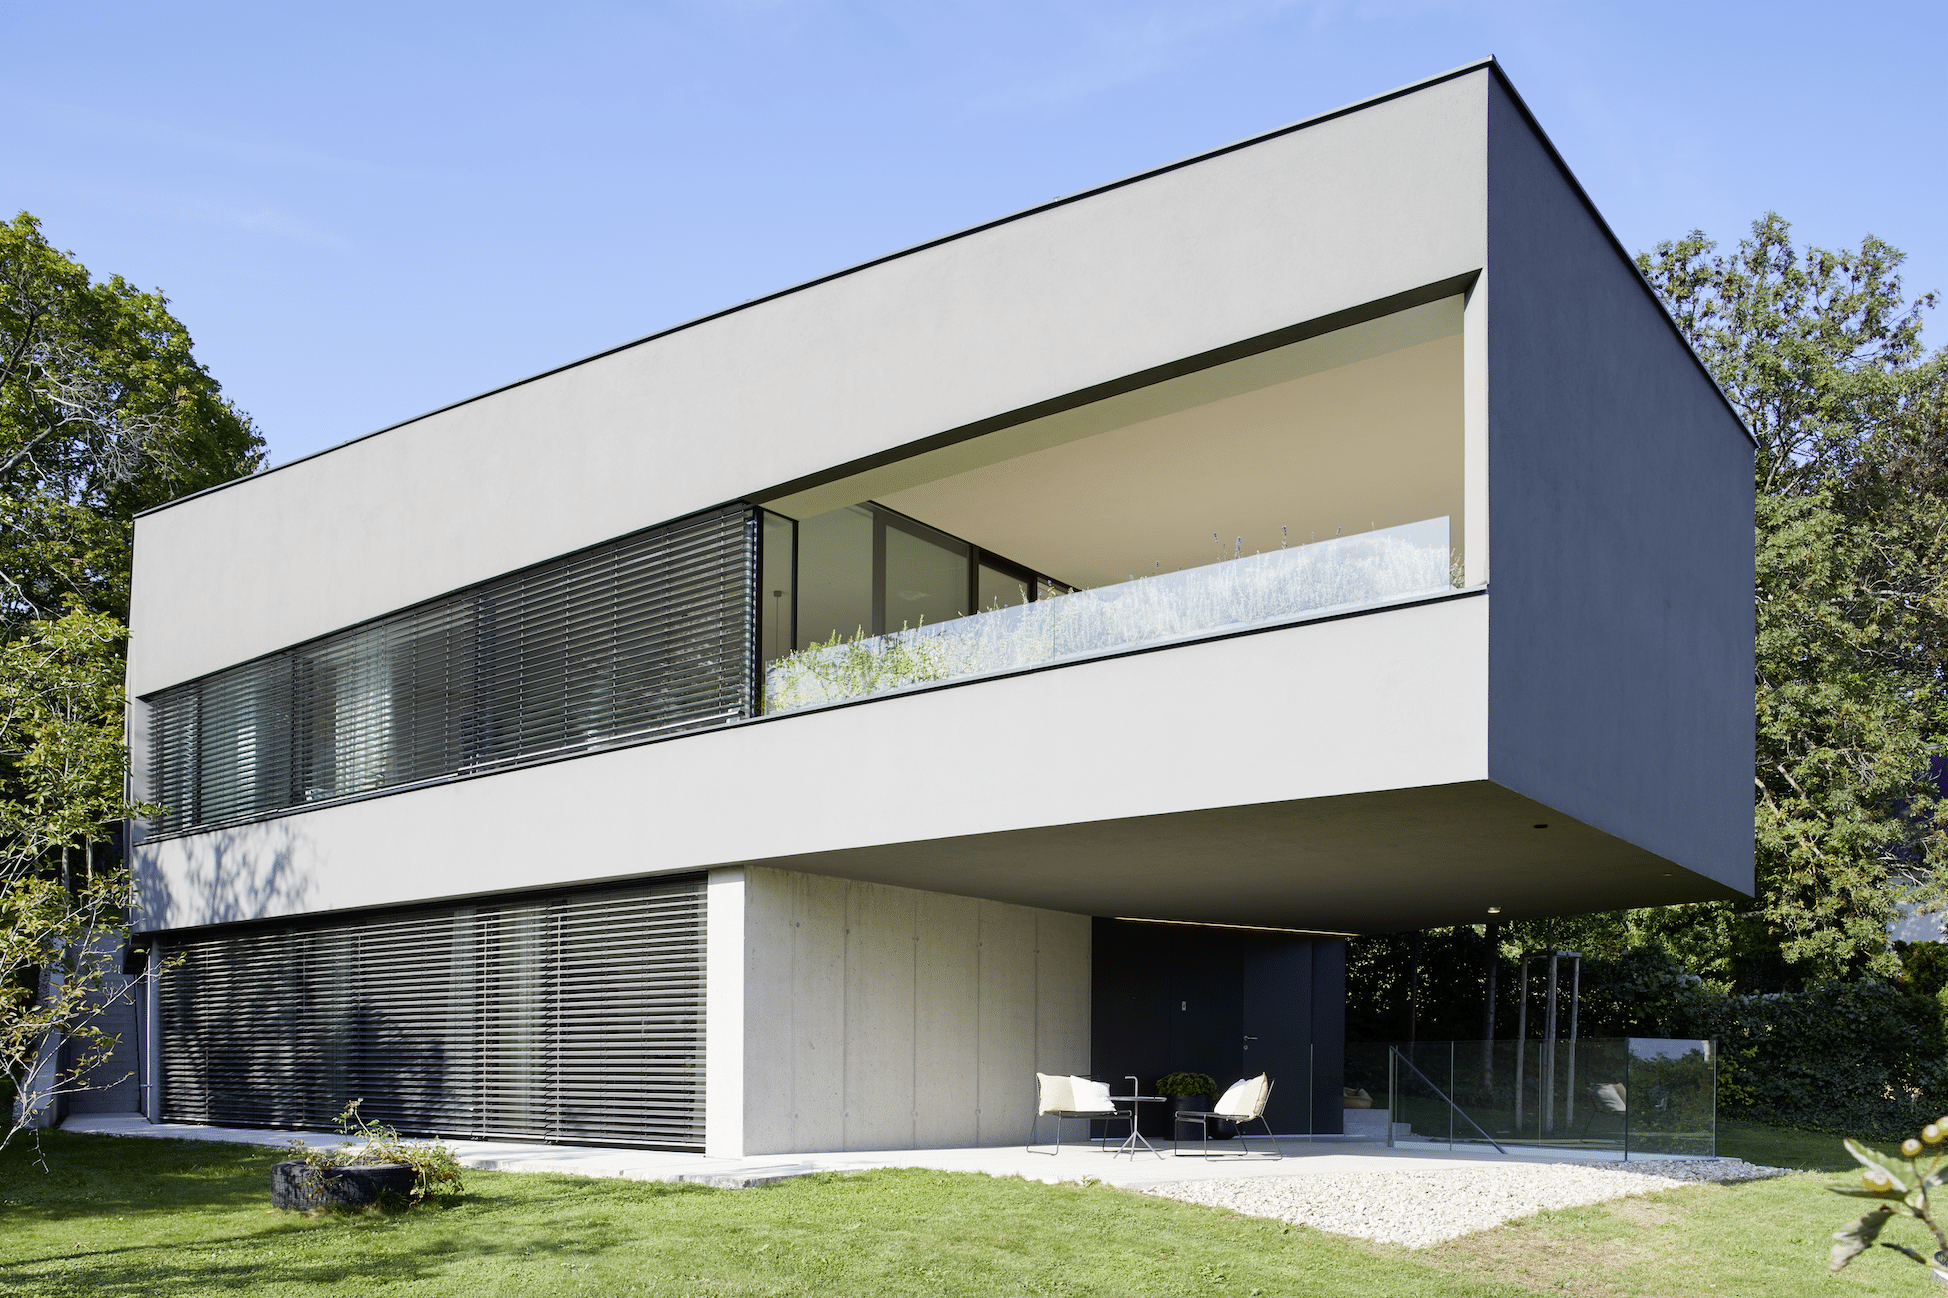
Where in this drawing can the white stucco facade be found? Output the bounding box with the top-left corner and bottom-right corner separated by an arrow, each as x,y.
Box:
117,61 -> 1754,1153
126,70 -> 1490,698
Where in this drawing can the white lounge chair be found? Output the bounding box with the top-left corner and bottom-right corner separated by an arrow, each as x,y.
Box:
1174,1073 -> 1281,1159
1028,1073 -> 1129,1155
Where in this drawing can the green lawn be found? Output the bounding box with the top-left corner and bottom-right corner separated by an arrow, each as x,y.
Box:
0,1132 -> 1525,1297
0,1129 -> 1920,1296
1425,1171 -> 1938,1296
1715,1119 -> 1862,1174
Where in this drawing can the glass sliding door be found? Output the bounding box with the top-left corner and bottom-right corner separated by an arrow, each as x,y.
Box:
794,505 -> 876,649
878,512 -> 971,633
781,501 -> 1045,652
758,500 -> 1066,714
978,559 -> 1035,613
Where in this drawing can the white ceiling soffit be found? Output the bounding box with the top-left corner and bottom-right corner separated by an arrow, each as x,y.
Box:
758,295 -> 1465,522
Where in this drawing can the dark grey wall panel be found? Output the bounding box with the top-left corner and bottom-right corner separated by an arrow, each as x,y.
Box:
147,506 -> 755,838
1091,918 -> 1343,1137
1309,940 -> 1346,1135
157,878 -> 706,1150
1485,80 -> 1755,892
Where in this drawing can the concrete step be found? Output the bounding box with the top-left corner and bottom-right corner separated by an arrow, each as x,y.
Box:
1340,1108 -> 1415,1140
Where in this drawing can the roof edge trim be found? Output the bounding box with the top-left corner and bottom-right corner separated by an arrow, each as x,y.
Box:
137,57 -> 1502,521
1482,64 -> 1756,448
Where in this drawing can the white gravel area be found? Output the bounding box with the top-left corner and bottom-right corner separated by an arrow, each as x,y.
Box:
1141,1158 -> 1796,1248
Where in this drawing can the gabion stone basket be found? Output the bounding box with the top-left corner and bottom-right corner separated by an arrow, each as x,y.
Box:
271,1160 -> 417,1211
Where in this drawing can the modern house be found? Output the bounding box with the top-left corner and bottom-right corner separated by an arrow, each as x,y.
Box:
113,59 -> 1753,1157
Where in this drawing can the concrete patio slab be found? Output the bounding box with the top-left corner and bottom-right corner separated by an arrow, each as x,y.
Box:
59,1114 -> 1713,1191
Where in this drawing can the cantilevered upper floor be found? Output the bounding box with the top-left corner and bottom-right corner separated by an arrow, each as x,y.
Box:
126,60 -> 1755,936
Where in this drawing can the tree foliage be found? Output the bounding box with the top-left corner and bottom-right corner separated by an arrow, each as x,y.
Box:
1639,214 -> 1948,981
0,610 -> 155,1141
1350,221 -> 1948,1129
0,211 -> 262,628
0,212 -> 260,1142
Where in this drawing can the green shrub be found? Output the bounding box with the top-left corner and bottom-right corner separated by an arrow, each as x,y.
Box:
1677,981 -> 1948,1137
1154,1072 -> 1217,1098
285,1100 -> 465,1204
1897,940 -> 1948,999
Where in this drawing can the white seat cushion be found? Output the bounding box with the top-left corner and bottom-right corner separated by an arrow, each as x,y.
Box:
1036,1073 -> 1074,1114
1068,1076 -> 1116,1114
1214,1074 -> 1268,1119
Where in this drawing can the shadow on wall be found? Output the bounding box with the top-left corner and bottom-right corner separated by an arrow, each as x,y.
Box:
157,914 -> 466,1136
53,823 -> 315,1121
135,817 -> 316,932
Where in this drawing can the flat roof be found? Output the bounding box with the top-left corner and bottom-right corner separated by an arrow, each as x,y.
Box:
138,56 -> 1748,523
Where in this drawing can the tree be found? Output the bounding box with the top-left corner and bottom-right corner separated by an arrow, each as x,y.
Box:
0,610 -> 154,1144
0,212 -> 261,1144
1639,215 -> 1948,983
1,211 -> 262,628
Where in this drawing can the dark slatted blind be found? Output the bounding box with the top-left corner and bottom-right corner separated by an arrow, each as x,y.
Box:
157,879 -> 707,1150
147,506 -> 755,836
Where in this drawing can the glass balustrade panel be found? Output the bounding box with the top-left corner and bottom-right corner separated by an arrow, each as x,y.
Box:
767,516 -> 1455,713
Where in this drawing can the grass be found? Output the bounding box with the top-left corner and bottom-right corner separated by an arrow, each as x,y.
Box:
0,1131 -> 1521,1297
0,1126 -> 1921,1296
1422,1173 -> 1931,1296
1715,1119 -> 1861,1174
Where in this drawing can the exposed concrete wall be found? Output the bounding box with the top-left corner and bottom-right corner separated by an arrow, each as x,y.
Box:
1483,80 -> 1755,893
126,69 -> 1491,696
734,866 -> 1088,1156
133,592 -> 1490,931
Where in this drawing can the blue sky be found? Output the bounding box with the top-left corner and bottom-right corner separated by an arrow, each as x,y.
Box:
5,0 -> 1943,466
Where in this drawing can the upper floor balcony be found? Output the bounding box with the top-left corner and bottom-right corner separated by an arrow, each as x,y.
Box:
126,61 -> 1753,936
141,294 -> 1468,833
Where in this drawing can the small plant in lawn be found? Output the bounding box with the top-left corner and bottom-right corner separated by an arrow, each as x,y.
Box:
1826,1118 -> 1948,1281
286,1100 -> 464,1205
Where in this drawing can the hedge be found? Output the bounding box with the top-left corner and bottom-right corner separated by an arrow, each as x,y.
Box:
1348,937 -> 1948,1137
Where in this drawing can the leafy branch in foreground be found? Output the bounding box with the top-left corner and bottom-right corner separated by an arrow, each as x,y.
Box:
1828,1125 -> 1948,1281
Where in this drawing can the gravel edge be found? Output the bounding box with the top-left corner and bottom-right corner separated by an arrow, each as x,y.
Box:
1139,1158 -> 1798,1247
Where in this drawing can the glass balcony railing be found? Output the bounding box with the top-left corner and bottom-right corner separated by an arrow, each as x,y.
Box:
1344,1037 -> 1717,1158
765,516 -> 1457,713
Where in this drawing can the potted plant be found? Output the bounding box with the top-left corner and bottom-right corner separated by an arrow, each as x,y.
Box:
271,1100 -> 465,1212
1155,1072 -> 1220,1139
1156,1071 -> 1218,1109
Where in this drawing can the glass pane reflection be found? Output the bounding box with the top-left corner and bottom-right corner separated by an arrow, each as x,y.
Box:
882,521 -> 968,631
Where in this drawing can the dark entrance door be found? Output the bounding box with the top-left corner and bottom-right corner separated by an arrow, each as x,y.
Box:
1091,917 -> 1345,1137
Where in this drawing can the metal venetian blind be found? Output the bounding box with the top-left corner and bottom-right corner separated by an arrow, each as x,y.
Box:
147,506 -> 755,837
157,878 -> 707,1150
